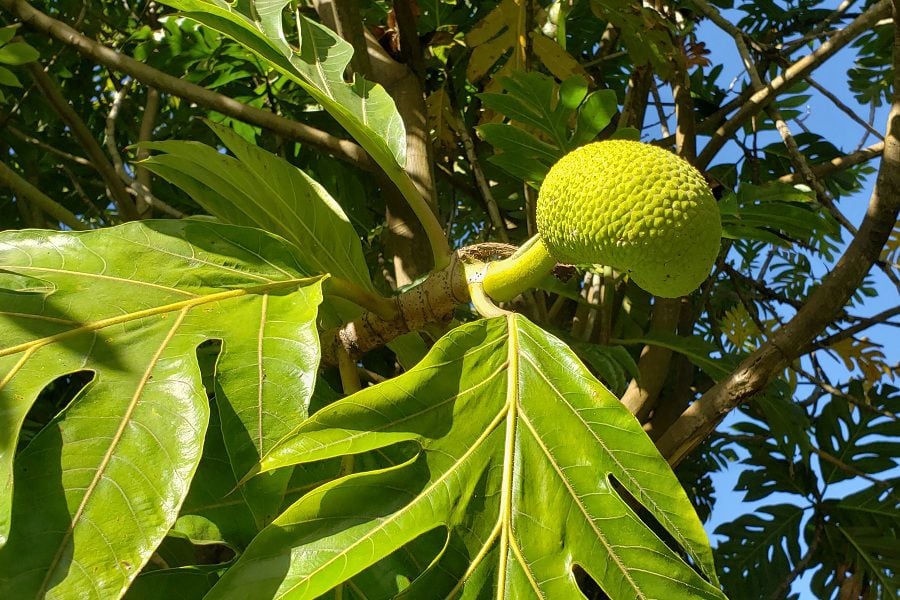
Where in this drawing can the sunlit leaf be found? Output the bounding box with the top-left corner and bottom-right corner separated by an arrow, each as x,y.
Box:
161,0 -> 405,166
140,120 -> 374,293
0,221 -> 323,597
211,316 -> 725,599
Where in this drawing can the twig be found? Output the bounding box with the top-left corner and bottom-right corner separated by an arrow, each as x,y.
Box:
792,364 -> 898,421
27,62 -> 139,220
809,304 -> 900,350
649,78 -> 671,139
103,81 -> 184,219
783,0 -> 858,51
657,3 -> 900,464
776,142 -> 884,184
697,0 -> 892,169
769,107 -> 859,237
59,163 -> 103,220
135,86 -> 160,216
451,110 -> 509,242
805,76 -> 884,141
4,124 -> 91,166
723,263 -> 801,310
3,0 -> 373,170
0,160 -> 89,230
104,80 -> 133,182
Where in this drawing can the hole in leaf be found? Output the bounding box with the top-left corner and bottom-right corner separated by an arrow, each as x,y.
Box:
195,339 -> 221,399
573,563 -> 610,599
150,535 -> 235,570
607,474 -> 705,580
20,369 -> 94,451
329,526 -> 448,597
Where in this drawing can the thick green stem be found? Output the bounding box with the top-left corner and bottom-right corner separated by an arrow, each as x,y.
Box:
389,166 -> 452,271
0,160 -> 89,230
464,262 -> 511,318
482,235 -> 557,302
323,277 -> 398,320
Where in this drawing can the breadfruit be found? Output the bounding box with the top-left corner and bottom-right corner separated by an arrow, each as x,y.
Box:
536,140 -> 721,297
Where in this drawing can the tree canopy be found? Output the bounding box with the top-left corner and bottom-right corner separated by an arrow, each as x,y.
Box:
0,1 -> 898,599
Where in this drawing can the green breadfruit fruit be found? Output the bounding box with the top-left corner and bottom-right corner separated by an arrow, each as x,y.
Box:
536,140 -> 722,298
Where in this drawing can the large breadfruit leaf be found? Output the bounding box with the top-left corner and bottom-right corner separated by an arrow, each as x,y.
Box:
139,120 -> 375,294
212,315 -> 726,599
0,221 -> 323,598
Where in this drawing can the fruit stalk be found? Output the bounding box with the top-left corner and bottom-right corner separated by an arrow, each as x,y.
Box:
481,236 -> 558,302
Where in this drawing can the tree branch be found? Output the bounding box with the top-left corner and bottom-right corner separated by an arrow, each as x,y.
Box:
321,251 -> 471,365
807,304 -> 900,351
657,3 -> 900,465
27,62 -> 139,221
696,0 -> 891,169
449,106 -> 509,243
1,0 -> 374,170
4,123 -> 92,166
776,142 -> 884,184
621,297 -> 681,421
135,86 -> 160,217
104,82 -> 184,219
805,76 -> 884,141
0,160 -> 89,230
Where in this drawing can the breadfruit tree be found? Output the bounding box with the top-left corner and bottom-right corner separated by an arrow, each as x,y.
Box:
0,0 -> 897,599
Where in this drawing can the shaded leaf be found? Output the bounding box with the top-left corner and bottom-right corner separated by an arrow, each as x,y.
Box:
479,72 -> 619,184
815,388 -> 900,485
0,41 -> 39,65
613,331 -> 730,381
714,504 -> 805,600
720,182 -> 840,255
573,342 -> 640,396
124,565 -> 222,600
0,66 -> 21,88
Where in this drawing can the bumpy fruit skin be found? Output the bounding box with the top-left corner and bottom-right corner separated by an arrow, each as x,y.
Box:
536,140 -> 721,297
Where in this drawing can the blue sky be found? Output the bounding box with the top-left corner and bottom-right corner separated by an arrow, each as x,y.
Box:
646,4 -> 899,598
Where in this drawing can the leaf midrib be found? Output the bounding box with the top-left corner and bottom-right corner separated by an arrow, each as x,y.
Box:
517,410 -> 646,600
35,308 -> 190,599
519,326 -> 708,568
274,401 -> 512,599
1,278 -> 314,362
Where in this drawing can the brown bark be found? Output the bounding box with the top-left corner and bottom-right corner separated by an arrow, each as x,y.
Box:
2,0 -> 373,170
27,63 -> 139,221
657,3 -> 900,464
